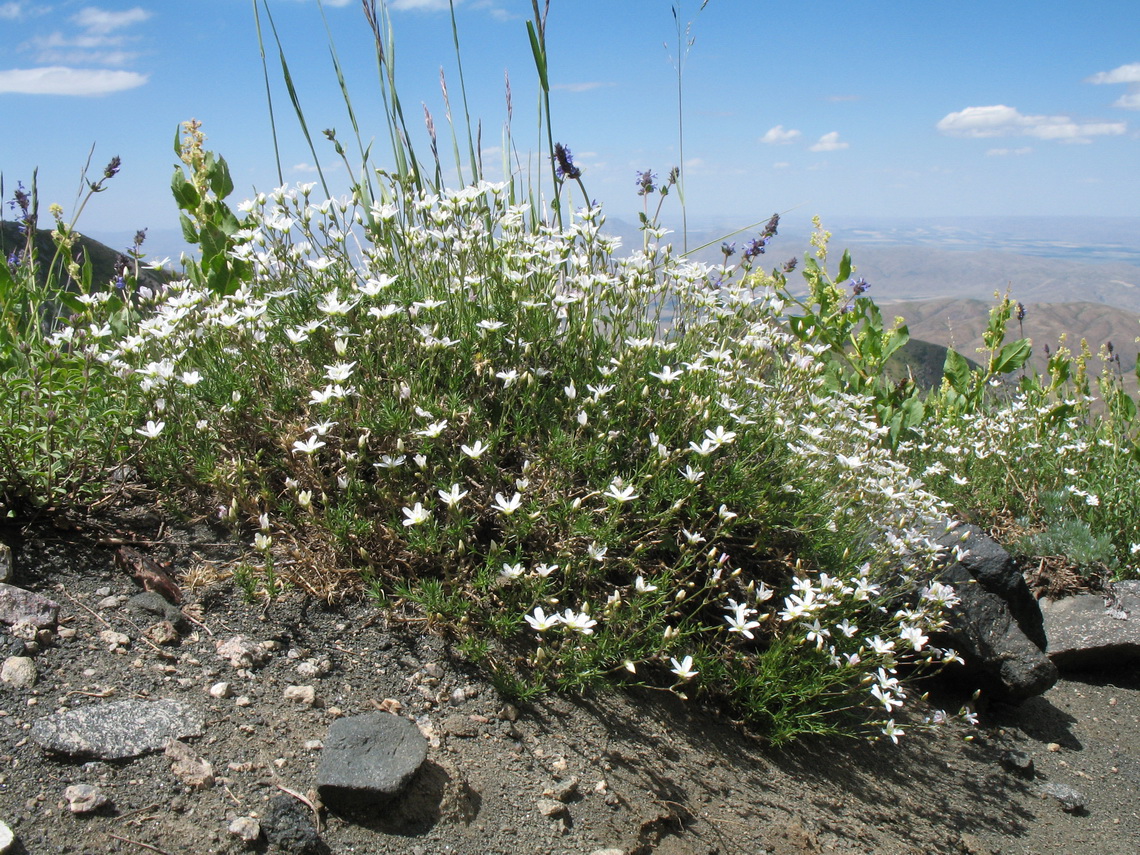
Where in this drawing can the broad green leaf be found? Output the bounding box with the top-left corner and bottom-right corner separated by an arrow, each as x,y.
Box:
992,338 -> 1032,376
837,250 -> 852,284
943,349 -> 970,394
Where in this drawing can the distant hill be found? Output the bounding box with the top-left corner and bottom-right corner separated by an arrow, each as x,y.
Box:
880,298 -> 1140,396
0,220 -> 170,297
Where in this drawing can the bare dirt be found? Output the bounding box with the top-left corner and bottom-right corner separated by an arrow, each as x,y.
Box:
0,507 -> 1137,855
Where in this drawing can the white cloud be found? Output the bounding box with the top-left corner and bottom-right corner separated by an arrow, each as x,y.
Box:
760,124 -> 800,144
809,131 -> 848,152
0,2 -> 24,20
985,147 -> 1033,156
0,66 -> 147,95
936,104 -> 1126,141
71,7 -> 150,35
1086,62 -> 1140,84
1086,62 -> 1140,110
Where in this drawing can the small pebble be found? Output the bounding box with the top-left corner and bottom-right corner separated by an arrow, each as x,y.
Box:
63,784 -> 110,814
209,682 -> 232,699
0,657 -> 37,689
283,685 -> 316,706
1039,781 -> 1085,813
228,816 -> 261,843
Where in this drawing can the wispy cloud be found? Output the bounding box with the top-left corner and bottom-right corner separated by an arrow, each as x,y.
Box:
937,104 -> 1126,142
553,81 -> 615,93
1086,62 -> 1140,110
760,125 -> 800,144
986,147 -> 1033,156
0,66 -> 147,95
2,4 -> 152,95
809,131 -> 848,152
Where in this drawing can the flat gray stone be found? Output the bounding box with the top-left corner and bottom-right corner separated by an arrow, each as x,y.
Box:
30,699 -> 204,760
0,583 -> 58,628
1041,581 -> 1140,669
317,712 -> 427,811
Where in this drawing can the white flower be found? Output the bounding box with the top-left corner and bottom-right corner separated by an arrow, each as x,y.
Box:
725,606 -> 761,640
634,576 -> 658,593
603,480 -> 639,503
292,435 -> 326,454
561,609 -> 597,635
688,438 -> 719,457
317,292 -> 358,315
649,365 -> 684,384
492,492 -> 523,515
496,369 -> 520,387
704,425 -> 736,447
717,504 -> 738,521
836,453 -> 866,470
374,454 -> 406,469
402,503 -> 431,526
950,473 -> 969,486
680,529 -> 706,545
477,319 -> 506,332
899,624 -> 929,651
882,719 -> 905,744
416,419 -> 448,438
564,382 -> 577,400
438,483 -> 468,507
253,533 -> 272,552
535,563 -> 559,577
179,371 -> 201,386
324,361 -> 356,382
680,465 -> 704,483
587,543 -> 608,562
461,440 -> 488,459
136,420 -> 165,439
669,655 -> 698,681
525,606 -> 561,632
307,420 -> 337,436
501,562 -> 525,580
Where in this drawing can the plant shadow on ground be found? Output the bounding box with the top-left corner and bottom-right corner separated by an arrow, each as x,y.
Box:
520,679 -> 1041,852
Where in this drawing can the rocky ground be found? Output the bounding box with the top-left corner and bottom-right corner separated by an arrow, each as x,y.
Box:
0,508 -> 1137,855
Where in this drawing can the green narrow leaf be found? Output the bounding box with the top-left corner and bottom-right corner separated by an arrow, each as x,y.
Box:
526,21 -> 548,92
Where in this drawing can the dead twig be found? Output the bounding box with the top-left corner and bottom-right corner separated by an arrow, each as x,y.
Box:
106,833 -> 173,855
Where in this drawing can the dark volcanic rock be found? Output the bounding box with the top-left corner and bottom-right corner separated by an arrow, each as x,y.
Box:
316,712 -> 428,812
264,794 -> 326,855
935,524 -> 1058,702
29,698 -> 204,760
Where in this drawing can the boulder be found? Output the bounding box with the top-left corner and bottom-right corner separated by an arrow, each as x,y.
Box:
1040,580 -> 1140,669
933,524 -> 1057,702
316,712 -> 428,812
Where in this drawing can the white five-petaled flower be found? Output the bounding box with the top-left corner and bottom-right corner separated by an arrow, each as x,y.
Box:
525,606 -> 561,632
292,435 -> 325,454
669,655 -> 698,681
634,576 -> 658,593
180,371 -> 201,386
416,419 -> 448,438
492,492 -> 522,515
603,479 -> 639,503
649,365 -> 684,384
477,319 -> 506,332
461,440 -> 488,459
402,503 -> 431,527
680,465 -> 704,483
253,533 -> 272,552
681,529 -> 706,546
317,292 -> 358,316
535,563 -> 559,577
587,543 -> 608,562
882,719 -> 904,744
496,369 -> 520,387
688,438 -> 718,457
374,454 -> 406,469
561,609 -> 597,635
725,603 -> 761,639
438,483 -> 468,507
705,425 -> 736,447
501,562 -> 525,580
307,420 -> 337,436
136,420 -> 165,439
324,361 -> 357,382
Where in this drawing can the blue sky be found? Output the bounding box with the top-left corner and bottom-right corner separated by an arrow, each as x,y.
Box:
1,0 -> 1138,254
